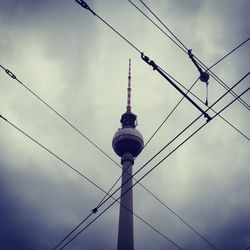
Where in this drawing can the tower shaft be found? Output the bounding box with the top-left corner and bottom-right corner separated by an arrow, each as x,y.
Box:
117,152 -> 134,250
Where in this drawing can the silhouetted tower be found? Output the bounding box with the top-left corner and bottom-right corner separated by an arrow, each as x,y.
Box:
112,59 -> 144,250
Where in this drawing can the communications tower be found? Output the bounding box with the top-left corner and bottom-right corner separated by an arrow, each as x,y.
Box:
112,59 -> 144,250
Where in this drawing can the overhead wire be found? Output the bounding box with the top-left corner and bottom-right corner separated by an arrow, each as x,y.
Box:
0,61 -> 205,249
0,58 -> 207,250
54,77 -> 202,249
52,1 -> 250,248
0,63 -> 184,250
208,37 -> 250,70
0,32 -> 223,250
0,1 -> 247,248
0,64 -> 120,168
61,1 -> 249,247
59,72 -> 249,249
130,0 -> 250,111
73,0 -> 249,141
95,72 -> 249,210
157,66 -> 250,141
0,115 -> 183,250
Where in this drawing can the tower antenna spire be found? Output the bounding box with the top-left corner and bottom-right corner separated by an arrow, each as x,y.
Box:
127,59 -> 132,113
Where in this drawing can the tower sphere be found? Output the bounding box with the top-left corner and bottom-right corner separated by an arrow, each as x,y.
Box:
112,126 -> 144,158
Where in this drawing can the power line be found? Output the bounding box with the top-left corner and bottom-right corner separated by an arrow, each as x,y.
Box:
0,42 -> 224,250
1,9 -> 248,250
143,78 -> 199,149
156,66 -> 250,141
0,61 -> 202,249
130,0 -> 250,111
59,69 -> 249,249
0,1 -> 247,248
54,2 -> 250,247
208,37 -> 250,70
98,72 -> 249,210
140,56 -> 249,141
0,115 -> 183,250
60,75 -> 249,249
73,0 -> 250,141
0,64 -> 121,169
138,0 -> 189,52
59,60 -> 248,249
0,60 -> 201,249
54,77 -> 201,249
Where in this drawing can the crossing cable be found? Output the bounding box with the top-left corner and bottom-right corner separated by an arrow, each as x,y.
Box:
56,38 -> 249,249
1,18 -> 248,250
0,58 -> 217,250
0,62 -> 209,250
152,64 -> 250,141
59,74 -> 250,250
2,1 -> 246,247
55,2 -> 250,247
136,0 -> 250,110
57,70 -> 247,249
73,0 -> 249,141
0,115 -> 183,250
0,62 -> 182,250
92,72 -> 249,214
58,71 -> 249,250
0,63 -> 120,168
130,0 -> 250,111
53,78 -> 200,250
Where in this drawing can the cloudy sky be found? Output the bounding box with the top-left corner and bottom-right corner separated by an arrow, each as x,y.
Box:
0,0 -> 249,249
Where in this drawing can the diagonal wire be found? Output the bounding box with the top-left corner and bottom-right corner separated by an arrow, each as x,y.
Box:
54,2 -> 250,247
73,0 -> 250,141
0,60 -> 198,249
0,62 -> 189,250
131,0 -> 250,111
0,64 -> 120,168
97,72 -> 249,210
59,75 -> 249,250
0,1 -> 248,248
53,76 -> 200,249
0,115 -> 183,250
1,12 -> 249,249
58,69 -> 249,250
208,37 -> 250,70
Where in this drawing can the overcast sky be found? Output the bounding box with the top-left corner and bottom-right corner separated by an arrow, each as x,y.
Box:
0,0 -> 249,250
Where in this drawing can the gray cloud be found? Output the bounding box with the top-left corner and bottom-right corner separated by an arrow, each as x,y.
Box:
0,0 -> 249,249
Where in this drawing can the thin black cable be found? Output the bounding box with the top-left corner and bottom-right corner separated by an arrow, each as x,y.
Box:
60,73 -> 248,250
73,1 -> 250,140
57,2 -> 249,246
0,61 -> 186,249
138,0 -> 189,51
52,213 -> 93,250
59,197 -> 183,250
1,118 -> 115,198
98,72 -> 249,209
53,77 -> 200,249
130,0 -> 250,111
61,81 -> 249,250
0,115 -> 182,250
208,37 -> 250,70
1,39 -> 248,250
128,0 -> 186,53
0,64 -> 121,169
158,67 -> 250,141
143,79 -> 200,150
0,52 -> 214,250
2,3 -> 248,246
52,59 -> 249,250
